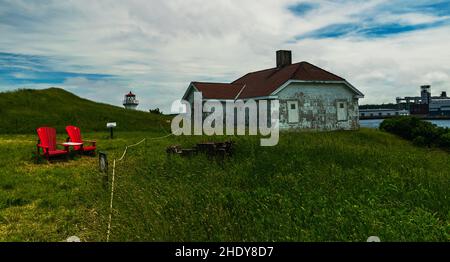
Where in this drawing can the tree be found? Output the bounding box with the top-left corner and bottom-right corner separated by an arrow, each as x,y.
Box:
149,108 -> 162,114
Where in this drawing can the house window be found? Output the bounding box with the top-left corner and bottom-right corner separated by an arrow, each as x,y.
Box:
337,101 -> 348,121
361,113 -> 365,117
378,113 -> 382,116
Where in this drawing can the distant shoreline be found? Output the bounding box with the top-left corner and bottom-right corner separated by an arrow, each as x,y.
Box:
360,115 -> 450,120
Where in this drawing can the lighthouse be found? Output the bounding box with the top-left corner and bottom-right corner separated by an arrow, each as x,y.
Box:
123,91 -> 139,110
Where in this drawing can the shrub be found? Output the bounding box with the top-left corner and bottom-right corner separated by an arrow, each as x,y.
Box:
149,108 -> 163,115
438,132 -> 450,148
412,136 -> 427,147
380,116 -> 420,140
380,116 -> 450,149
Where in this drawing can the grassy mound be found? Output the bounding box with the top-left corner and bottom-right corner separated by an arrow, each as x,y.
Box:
0,88 -> 170,134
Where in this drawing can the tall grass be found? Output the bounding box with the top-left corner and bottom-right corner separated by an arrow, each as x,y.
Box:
2,129 -> 446,241
107,129 -> 449,241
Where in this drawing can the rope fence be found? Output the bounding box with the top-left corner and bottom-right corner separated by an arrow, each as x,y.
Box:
106,133 -> 173,242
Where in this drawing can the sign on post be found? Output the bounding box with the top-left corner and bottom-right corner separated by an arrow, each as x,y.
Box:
106,122 -> 117,128
106,122 -> 116,139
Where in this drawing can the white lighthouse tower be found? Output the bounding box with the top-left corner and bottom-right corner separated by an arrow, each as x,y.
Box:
123,91 -> 139,110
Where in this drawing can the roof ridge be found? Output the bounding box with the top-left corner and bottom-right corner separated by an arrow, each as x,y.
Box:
290,63 -> 304,80
193,81 -> 244,86
263,61 -> 303,72
234,84 -> 247,100
232,62 -> 304,83
301,61 -> 346,81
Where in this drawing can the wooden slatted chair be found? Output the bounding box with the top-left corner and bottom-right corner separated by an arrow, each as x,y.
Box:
36,127 -> 69,161
65,125 -> 96,155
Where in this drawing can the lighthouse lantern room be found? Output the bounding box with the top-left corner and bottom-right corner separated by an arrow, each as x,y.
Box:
123,91 -> 139,110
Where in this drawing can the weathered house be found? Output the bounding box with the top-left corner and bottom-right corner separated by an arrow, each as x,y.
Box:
182,50 -> 364,131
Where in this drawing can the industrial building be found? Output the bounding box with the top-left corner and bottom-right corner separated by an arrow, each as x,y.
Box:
396,85 -> 450,116
359,109 -> 409,119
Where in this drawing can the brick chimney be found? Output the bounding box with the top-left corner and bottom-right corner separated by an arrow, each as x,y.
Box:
276,50 -> 292,68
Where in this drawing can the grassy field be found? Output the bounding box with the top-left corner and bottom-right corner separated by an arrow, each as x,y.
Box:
0,128 -> 449,241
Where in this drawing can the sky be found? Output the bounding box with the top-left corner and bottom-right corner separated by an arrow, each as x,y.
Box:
1,0 -> 450,112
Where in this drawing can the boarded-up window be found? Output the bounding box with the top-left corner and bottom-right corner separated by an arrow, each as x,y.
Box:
287,101 -> 299,123
337,101 -> 348,121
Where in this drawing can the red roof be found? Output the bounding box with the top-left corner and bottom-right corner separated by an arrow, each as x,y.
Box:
192,82 -> 244,99
186,61 -> 359,100
126,91 -> 135,97
233,62 -> 345,98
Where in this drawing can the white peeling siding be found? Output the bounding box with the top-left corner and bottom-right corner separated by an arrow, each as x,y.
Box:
277,82 -> 360,131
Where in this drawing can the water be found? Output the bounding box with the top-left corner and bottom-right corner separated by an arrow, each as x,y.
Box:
360,119 -> 450,129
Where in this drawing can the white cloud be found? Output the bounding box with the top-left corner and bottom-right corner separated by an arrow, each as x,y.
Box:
286,24 -> 450,103
422,71 -> 449,85
381,13 -> 447,25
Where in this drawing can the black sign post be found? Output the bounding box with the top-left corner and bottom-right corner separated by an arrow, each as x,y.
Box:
106,122 -> 116,139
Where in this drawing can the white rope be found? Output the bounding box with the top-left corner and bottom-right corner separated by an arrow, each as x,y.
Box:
147,132 -> 174,140
106,133 -> 173,241
106,159 -> 116,242
117,138 -> 147,161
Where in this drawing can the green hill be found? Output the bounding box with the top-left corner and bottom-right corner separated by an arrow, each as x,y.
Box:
0,88 -> 170,134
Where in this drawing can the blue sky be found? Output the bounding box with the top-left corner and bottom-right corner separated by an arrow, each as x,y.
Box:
1,0 -> 450,111
0,52 -> 114,85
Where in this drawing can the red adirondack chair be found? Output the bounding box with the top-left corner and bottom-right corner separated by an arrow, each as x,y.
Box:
65,126 -> 96,155
36,127 -> 69,160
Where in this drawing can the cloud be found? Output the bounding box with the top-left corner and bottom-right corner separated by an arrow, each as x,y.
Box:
290,25 -> 450,102
299,20 -> 449,39
422,71 -> 449,86
295,0 -> 450,39
0,0 -> 449,111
